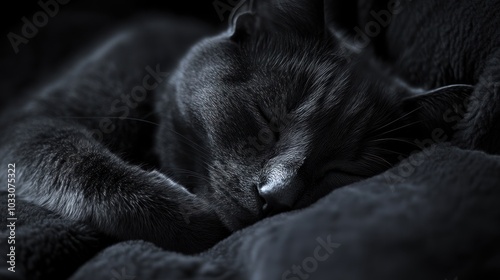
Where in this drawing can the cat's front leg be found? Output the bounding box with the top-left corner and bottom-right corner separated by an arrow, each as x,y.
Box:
0,118 -> 230,253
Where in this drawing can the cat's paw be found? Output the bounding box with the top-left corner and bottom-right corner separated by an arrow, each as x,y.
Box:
93,169 -> 230,253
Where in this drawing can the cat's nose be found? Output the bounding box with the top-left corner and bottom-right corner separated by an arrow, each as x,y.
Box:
257,181 -> 297,215
258,156 -> 306,215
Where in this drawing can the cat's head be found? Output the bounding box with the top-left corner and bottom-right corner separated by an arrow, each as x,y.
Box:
157,0 -> 473,230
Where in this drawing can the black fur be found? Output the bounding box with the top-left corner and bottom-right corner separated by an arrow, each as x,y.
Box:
327,0 -> 500,154
0,1 -> 474,252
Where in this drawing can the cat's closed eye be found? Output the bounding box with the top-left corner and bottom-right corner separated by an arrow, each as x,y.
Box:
256,105 -> 282,143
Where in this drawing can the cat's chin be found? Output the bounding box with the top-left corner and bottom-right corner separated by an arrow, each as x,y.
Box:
214,194 -> 267,232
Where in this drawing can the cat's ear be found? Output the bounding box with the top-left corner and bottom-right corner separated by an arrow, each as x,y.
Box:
230,12 -> 258,42
231,0 -> 326,37
402,84 -> 474,136
229,0 -> 258,41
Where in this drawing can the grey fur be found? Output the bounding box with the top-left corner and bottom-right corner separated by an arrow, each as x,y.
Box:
0,1 -> 475,252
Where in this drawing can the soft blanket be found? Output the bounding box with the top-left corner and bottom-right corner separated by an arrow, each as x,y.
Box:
1,145 -> 500,279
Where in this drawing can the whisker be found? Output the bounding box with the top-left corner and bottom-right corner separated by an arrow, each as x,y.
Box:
364,152 -> 393,168
370,106 -> 423,133
356,160 -> 382,174
57,116 -> 161,126
60,115 -> 214,162
369,147 -> 406,157
369,137 -> 420,148
163,142 -> 213,168
372,120 -> 424,138
166,168 -> 211,184
154,118 -> 213,161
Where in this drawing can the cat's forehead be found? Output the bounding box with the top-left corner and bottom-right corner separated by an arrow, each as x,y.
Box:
180,32 -> 377,140
225,40 -> 345,99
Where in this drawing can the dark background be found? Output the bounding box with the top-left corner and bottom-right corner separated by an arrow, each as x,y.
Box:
0,0 -> 229,109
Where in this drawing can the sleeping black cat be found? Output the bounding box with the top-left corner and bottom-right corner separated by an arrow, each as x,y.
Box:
0,0 -> 473,253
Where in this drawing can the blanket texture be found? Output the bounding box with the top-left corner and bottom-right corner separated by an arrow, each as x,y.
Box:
1,145 -> 500,279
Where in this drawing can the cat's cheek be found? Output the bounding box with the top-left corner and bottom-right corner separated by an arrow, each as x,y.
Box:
237,145 -> 258,159
296,173 -> 366,209
326,173 -> 366,188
